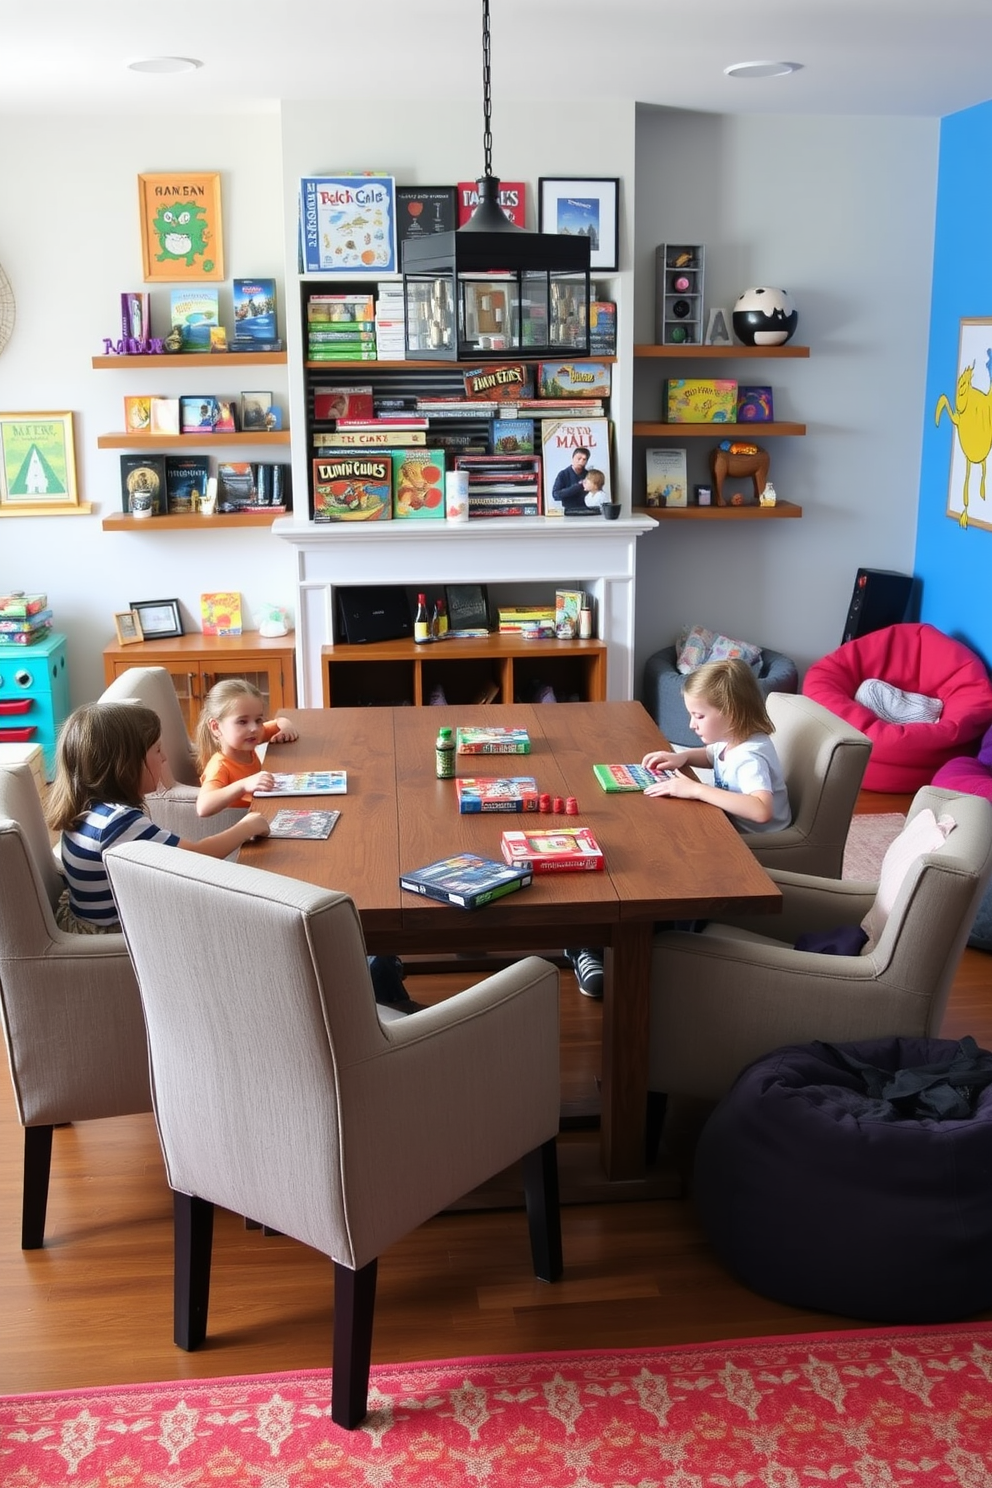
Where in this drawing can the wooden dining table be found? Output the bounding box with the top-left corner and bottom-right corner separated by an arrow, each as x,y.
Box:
241,701 -> 781,1183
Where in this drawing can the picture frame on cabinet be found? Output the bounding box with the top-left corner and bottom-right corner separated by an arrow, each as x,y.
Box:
0,411 -> 91,516
130,598 -> 183,640
704,307 -> 733,345
538,178 -> 619,271
137,171 -> 224,283
113,609 -> 144,646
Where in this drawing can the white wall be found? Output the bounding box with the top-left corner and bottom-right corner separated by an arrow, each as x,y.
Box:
0,100 -> 937,707
632,108 -> 939,685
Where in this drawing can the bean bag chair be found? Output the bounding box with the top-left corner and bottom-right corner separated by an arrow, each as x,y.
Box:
933,721 -> 992,950
803,622 -> 992,792
644,635 -> 798,746
693,1035 -> 992,1323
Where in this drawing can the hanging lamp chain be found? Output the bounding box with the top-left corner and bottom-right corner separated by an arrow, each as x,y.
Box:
481,0 -> 493,179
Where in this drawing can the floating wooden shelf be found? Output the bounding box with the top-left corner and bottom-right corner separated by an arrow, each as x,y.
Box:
633,422 -> 806,438
101,511 -> 284,531
633,344 -> 810,359
92,352 -> 288,368
305,355 -> 617,371
635,501 -> 803,520
97,431 -> 290,448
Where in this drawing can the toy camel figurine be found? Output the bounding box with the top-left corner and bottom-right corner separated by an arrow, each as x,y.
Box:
709,440 -> 770,506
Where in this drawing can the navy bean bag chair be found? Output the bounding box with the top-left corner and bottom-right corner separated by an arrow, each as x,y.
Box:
693,1036 -> 992,1323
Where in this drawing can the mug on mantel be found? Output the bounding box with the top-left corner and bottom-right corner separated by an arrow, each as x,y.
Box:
446,469 -> 469,522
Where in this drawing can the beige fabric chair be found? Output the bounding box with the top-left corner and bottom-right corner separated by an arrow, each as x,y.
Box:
745,691 -> 873,878
104,840 -> 563,1429
649,786 -> 992,1104
98,666 -> 245,840
0,763 -> 152,1248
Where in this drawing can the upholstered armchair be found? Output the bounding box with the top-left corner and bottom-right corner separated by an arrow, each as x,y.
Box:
98,666 -> 245,839
0,763 -> 152,1248
743,692 -> 872,878
104,840 -> 563,1429
649,786 -> 992,1104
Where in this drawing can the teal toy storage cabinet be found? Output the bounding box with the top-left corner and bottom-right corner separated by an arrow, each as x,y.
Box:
0,632 -> 69,780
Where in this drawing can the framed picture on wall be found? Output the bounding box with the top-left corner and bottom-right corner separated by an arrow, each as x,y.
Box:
0,411 -> 91,516
538,178 -> 619,271
137,171 -> 224,283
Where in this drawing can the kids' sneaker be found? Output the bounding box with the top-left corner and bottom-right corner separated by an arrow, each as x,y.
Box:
564,947 -> 604,999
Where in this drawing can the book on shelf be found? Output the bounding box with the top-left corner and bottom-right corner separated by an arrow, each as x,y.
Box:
490,417 -> 535,454
592,762 -> 668,792
462,363 -> 534,401
337,417 -> 429,430
313,386 -> 375,422
308,348 -> 379,361
517,398 -> 606,415
399,852 -> 532,910
299,175 -> 397,274
228,337 -> 284,353
555,589 -> 585,635
469,505 -> 540,519
169,289 -> 220,351
165,455 -> 210,514
393,451 -> 445,520
500,826 -> 605,873
456,726 -> 531,755
538,361 -> 612,399
254,770 -> 347,797
307,294 -> 377,322
232,278 -> 277,344
123,395 -> 151,432
315,429 -> 428,448
267,808 -> 340,840
216,462 -> 255,507
645,447 -> 688,508
200,591 -> 242,637
149,396 -> 180,436
541,416 -> 613,516
180,395 -> 221,433
313,453 -> 393,522
457,181 -> 526,228
119,454 -> 166,515
455,776 -> 540,813
587,300 -> 617,355
396,185 -> 458,240
120,291 -> 151,344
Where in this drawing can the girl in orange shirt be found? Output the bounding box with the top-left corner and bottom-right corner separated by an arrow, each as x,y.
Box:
195,678 -> 299,817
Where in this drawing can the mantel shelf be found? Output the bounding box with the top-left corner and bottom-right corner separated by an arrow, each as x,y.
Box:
633,344 -> 810,359
92,352 -> 288,368
633,422 -> 806,438
305,356 -> 617,371
102,511 -> 284,531
97,431 -> 291,448
635,501 -> 803,520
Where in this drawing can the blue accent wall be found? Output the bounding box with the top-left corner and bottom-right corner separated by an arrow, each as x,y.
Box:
917,100 -> 992,666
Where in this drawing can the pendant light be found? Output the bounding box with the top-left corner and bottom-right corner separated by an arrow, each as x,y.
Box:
401,0 -> 591,361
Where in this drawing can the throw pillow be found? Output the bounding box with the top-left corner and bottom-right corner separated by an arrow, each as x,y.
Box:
860,807 -> 956,954
978,722 -> 992,771
676,625 -> 763,674
854,678 -> 944,724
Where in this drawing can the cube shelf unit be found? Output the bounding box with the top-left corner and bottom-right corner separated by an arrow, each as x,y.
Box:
654,244 -> 705,346
321,632 -> 607,708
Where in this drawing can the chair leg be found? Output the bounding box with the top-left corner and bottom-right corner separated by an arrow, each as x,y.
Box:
521,1137 -> 563,1282
174,1192 -> 213,1351
22,1124 -> 54,1250
645,1091 -> 668,1167
332,1258 -> 378,1430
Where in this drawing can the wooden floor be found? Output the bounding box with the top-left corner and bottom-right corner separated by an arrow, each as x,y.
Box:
4,792 -> 992,1396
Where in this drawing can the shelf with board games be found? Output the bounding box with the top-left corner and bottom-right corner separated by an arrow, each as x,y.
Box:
631,341 -> 810,519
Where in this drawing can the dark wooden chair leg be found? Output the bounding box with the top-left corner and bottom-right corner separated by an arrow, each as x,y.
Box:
332,1258 -> 378,1430
22,1124 -> 54,1249
521,1137 -> 563,1282
174,1192 -> 213,1351
645,1090 -> 668,1166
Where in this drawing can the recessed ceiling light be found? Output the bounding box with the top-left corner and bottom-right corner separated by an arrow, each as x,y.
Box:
724,60 -> 802,80
127,56 -> 203,75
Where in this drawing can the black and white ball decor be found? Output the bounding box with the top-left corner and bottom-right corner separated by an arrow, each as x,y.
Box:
732,287 -> 797,346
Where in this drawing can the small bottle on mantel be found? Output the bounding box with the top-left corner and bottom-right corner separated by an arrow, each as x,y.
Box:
435,725 -> 455,779
433,598 -> 448,637
414,592 -> 430,643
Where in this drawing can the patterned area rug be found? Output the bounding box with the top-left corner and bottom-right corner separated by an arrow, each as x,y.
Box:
843,812 -> 905,880
4,1326 -> 992,1485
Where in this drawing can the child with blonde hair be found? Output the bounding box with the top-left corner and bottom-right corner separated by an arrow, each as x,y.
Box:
195,678 -> 299,817
46,702 -> 269,934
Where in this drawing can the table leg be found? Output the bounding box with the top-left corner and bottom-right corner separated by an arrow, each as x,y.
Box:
599,920 -> 653,1181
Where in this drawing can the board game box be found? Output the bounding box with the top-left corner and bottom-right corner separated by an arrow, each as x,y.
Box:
267,809 -> 340,839
455,727 -> 531,755
313,454 -> 392,522
500,827 -> 605,872
399,852 -> 532,910
593,763 -> 669,792
456,776 -> 540,813
253,771 -> 347,797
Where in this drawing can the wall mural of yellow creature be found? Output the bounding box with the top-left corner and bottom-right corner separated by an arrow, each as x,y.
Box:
935,317 -> 992,532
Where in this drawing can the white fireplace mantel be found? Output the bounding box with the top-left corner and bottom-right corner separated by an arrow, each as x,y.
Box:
273,515 -> 655,707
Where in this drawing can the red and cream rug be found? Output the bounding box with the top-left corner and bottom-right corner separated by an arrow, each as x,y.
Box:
3,1325 -> 992,1485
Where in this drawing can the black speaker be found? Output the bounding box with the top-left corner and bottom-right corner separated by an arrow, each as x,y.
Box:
841,569 -> 913,644
336,586 -> 412,644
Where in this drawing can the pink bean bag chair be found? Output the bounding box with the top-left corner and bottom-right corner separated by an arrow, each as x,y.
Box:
932,722 -> 992,802
803,623 -> 992,793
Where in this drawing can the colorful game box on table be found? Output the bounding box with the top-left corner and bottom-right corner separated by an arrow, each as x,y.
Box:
456,776 -> 540,813
593,763 -> 667,792
253,771 -> 347,797
399,852 -> 532,910
664,379 -> 738,423
456,727 -> 531,755
500,827 -> 605,872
